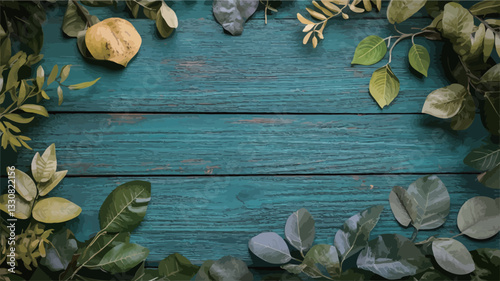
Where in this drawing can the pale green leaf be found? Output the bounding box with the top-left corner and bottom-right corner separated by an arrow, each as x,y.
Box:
14,169 -> 37,201
57,86 -> 64,106
422,84 -> 467,119
32,197 -> 81,223
470,0 -> 500,16
0,193 -> 32,219
248,232 -> 291,264
36,65 -> 44,89
38,170 -> 67,196
387,0 -> 426,24
484,28 -> 495,62
19,104 -> 49,117
442,2 -> 474,56
450,93 -> 475,130
209,256 -> 253,281
47,64 -> 58,86
68,78 -> 100,90
457,196 -> 500,239
351,35 -> 387,65
388,186 -> 414,227
369,65 -> 400,108
31,144 -> 57,183
432,238 -> 475,275
60,65 -> 71,83
408,44 -> 430,76
285,208 -> 315,252
3,114 -> 34,124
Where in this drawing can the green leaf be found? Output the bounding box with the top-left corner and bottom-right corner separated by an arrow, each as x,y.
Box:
334,205 -> 384,260
77,232 -> 130,266
408,44 -> 430,77
62,1 -> 92,37
57,86 -> 64,106
457,196 -> 500,239
68,77 -> 100,90
60,65 -> 71,83
98,243 -> 149,274
422,84 -> 467,119
99,180 -> 151,232
481,92 -> 500,136
479,165 -> 500,189
450,93 -> 475,130
37,170 -> 67,196
470,0 -> 500,16
432,238 -> 475,275
281,263 -> 306,275
156,2 -> 178,38
31,144 -> 57,183
387,0 -> 427,24
3,114 -> 34,124
36,65 -> 44,89
442,2 -> 474,56
195,260 -> 215,281
406,175 -> 450,230
40,228 -> 78,271
302,244 -> 340,278
369,65 -> 400,108
80,0 -> 115,7
47,64 -> 58,86
357,234 -> 430,280
19,104 -> 49,117
470,248 -> 500,281
158,253 -> 199,280
484,28 -> 495,62
248,232 -> 291,264
464,142 -> 500,171
351,35 -> 387,65
388,186 -> 414,227
470,23 -> 486,59
0,193 -> 32,219
480,63 -> 500,85
209,256 -> 253,281
285,208 -> 315,252
13,169 -> 37,201
32,197 -> 81,223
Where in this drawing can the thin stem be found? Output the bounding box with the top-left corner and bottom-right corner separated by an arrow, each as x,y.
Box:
410,228 -> 419,242
290,256 -> 303,262
311,0 -> 350,34
450,233 -> 464,239
79,230 -> 105,264
387,30 -> 432,64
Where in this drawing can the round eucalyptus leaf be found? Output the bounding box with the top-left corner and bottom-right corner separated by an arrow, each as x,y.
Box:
209,256 -> 253,281
285,208 -> 315,252
388,186 -> 413,227
406,175 -> 450,230
248,232 -> 291,264
98,243 -> 149,274
369,65 -> 400,108
213,0 -> 259,36
457,196 -> 500,239
334,205 -> 384,260
303,244 -> 340,278
432,238 -> 475,275
357,234 -> 430,280
32,197 -> 81,223
99,180 -> 151,233
351,35 -> 387,65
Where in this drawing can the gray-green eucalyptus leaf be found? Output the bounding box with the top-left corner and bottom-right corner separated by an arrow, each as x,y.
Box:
457,196 -> 500,239
388,186 -> 414,227
357,234 -> 430,280
406,175 -> 450,230
432,238 -> 475,275
213,0 -> 259,36
285,208 -> 315,252
302,244 -> 340,278
248,232 -> 291,264
209,256 -> 253,281
334,205 -> 384,260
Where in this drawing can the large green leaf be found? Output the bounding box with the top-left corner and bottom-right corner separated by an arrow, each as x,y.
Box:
481,92 -> 500,136
464,142 -> 500,171
369,65 -> 400,108
388,186 -> 414,227
97,243 -> 149,274
484,28 -> 495,62
450,93 -> 475,130
77,232 -> 130,266
209,256 -> 253,281
432,238 -> 475,275
158,253 -> 199,280
408,44 -> 430,77
31,144 -> 57,183
40,228 -> 78,271
13,169 -> 37,201
470,248 -> 500,281
406,175 -> 450,230
37,170 -> 67,196
479,165 -> 500,189
387,0 -> 427,24
285,208 -> 315,252
334,205 -> 384,260
0,193 -> 32,219
32,197 -> 81,223
357,234 -> 430,280
351,36 -> 387,65
457,196 -> 500,239
470,0 -> 500,16
422,84 -> 467,119
248,232 -> 291,264
99,180 -> 151,233
442,2 -> 474,56
302,244 -> 340,278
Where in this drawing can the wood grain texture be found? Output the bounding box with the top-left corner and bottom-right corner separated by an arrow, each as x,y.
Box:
39,6 -> 440,113
38,175 -> 498,263
6,113 -> 487,175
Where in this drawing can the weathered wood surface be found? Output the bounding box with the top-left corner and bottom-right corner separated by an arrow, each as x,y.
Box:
40,3 -> 440,113
47,175 -> 498,264
8,114 -> 487,175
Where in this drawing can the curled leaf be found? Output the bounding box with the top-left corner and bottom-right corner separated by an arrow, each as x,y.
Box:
156,2 -> 178,38
213,0 -> 259,36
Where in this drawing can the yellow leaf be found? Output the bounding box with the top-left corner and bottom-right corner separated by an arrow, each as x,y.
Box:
297,13 -> 314,24
85,18 -> 142,67
303,31 -> 313,44
306,8 -> 327,20
375,0 -> 382,11
350,4 -> 365,13
342,12 -> 349,19
313,1 -> 334,16
0,194 -> 32,220
321,0 -> 341,13
303,24 -> 315,32
363,0 -> 372,12
32,197 -> 81,223
312,36 -> 318,48
330,0 -> 348,5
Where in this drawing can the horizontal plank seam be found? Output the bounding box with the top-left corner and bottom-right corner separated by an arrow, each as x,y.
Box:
48,111 -> 429,115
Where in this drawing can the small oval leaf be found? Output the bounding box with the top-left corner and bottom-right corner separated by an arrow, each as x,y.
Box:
457,196 -> 500,239
285,208 -> 315,252
432,238 -> 475,275
248,232 -> 291,264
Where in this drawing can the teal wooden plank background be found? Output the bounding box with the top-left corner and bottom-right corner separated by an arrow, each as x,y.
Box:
2,0 -> 499,268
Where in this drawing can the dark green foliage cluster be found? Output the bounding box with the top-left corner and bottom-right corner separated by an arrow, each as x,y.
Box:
249,175 -> 500,280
